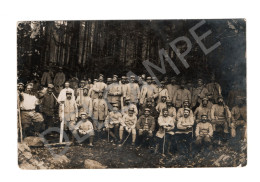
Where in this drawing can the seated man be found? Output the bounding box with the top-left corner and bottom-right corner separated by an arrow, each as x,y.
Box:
230,96 -> 246,140
195,114 -> 213,151
136,108 -> 156,148
176,108 -> 194,154
155,108 -> 175,155
104,104 -> 122,143
119,108 -> 137,146
73,111 -> 94,147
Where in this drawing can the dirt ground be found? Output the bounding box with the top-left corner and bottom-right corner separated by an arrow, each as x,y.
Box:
27,133 -> 247,169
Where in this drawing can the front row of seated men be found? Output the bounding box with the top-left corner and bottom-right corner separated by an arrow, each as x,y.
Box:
71,104 -> 217,155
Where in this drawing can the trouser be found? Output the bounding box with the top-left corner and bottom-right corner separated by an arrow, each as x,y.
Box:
21,111 -> 44,137
119,126 -> 136,143
231,120 -> 246,138
93,120 -> 104,131
138,130 -> 153,147
156,133 -> 175,154
212,119 -> 229,134
107,124 -> 120,139
176,133 -> 192,153
43,114 -> 56,130
73,130 -> 95,144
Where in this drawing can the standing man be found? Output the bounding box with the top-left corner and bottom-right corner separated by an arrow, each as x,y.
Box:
136,108 -> 156,148
105,78 -> 113,104
211,96 -> 231,142
59,91 -> 78,141
166,77 -> 180,102
120,76 -> 128,108
119,108 -> 137,146
121,98 -> 138,116
230,96 -> 247,139
126,75 -> 140,105
40,84 -> 57,129
177,99 -> 194,121
191,78 -> 209,110
58,81 -> 75,102
53,67 -> 66,94
76,80 -> 86,100
156,95 -> 167,114
92,74 -> 107,100
173,80 -> 191,111
194,97 -> 211,123
107,75 -> 122,108
139,97 -> 158,118
157,81 -> 169,104
19,84 -> 44,137
76,86 -> 92,117
41,67 -> 53,87
140,77 -> 158,107
92,92 -> 108,133
206,74 -> 222,104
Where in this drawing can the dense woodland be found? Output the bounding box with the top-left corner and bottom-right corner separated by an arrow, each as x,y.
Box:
17,20 -> 246,97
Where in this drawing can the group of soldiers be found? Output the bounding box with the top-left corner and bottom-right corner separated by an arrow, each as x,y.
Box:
17,67 -> 247,155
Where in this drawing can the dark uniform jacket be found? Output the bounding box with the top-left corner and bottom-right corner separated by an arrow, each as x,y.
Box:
136,115 -> 156,131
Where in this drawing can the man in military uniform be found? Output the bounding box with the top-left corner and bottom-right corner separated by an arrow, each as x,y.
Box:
58,81 -> 75,102
73,111 -> 95,146
136,108 -> 156,148
194,97 -> 211,123
195,114 -> 213,151
230,96 -> 247,139
191,78 -> 209,110
105,78 -> 113,104
140,77 -> 158,107
119,108 -> 137,146
157,81 -> 169,104
166,77 -> 180,102
155,108 -> 175,155
92,92 -> 108,134
53,67 -> 66,94
76,80 -> 86,99
126,75 -> 140,105
177,99 -> 194,121
120,76 -> 128,108
211,96 -> 231,142
206,74 -> 222,104
104,104 -> 122,143
156,95 -> 167,114
92,74 -> 107,100
40,84 -> 57,129
76,86 -> 92,117
121,98 -> 138,116
59,90 -> 78,141
139,97 -> 158,118
173,79 -> 191,111
107,75 -> 122,109
176,108 -> 194,154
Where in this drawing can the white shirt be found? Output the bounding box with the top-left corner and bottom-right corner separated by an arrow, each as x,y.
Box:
20,93 -> 39,110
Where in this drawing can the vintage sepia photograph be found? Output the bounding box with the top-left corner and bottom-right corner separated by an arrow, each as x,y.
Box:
17,19 -> 246,169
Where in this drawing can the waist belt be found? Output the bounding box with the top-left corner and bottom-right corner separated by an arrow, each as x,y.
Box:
21,109 -> 35,112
